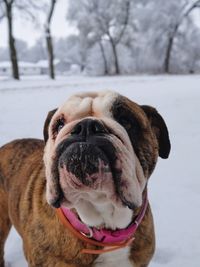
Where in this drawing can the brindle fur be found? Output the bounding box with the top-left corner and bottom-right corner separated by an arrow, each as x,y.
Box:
0,139 -> 155,267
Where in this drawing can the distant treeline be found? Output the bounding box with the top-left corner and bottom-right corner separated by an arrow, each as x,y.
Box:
1,0 -> 200,79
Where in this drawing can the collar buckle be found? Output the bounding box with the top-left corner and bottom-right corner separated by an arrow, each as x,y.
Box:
80,226 -> 93,238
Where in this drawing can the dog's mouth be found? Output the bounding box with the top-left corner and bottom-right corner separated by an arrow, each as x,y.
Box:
59,142 -> 113,187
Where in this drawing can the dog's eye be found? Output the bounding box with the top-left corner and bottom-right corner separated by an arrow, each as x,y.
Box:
57,118 -> 65,133
53,118 -> 65,134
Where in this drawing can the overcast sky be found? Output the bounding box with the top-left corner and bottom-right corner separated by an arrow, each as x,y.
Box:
0,0 -> 76,48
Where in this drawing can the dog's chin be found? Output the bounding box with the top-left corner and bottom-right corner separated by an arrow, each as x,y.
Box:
58,164 -> 118,208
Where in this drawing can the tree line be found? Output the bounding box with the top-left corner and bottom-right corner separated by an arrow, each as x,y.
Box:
1,0 -> 200,79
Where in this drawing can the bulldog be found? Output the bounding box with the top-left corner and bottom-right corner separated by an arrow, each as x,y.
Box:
0,91 -> 170,267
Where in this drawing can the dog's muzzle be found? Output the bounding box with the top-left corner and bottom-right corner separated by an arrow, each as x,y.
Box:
58,119 -> 117,179
59,119 -> 117,183
59,142 -> 111,186
51,119 -> 119,207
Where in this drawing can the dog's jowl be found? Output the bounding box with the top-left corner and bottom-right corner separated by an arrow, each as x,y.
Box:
0,91 -> 170,267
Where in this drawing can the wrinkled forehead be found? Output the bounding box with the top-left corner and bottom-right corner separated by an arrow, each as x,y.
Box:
56,91 -> 119,120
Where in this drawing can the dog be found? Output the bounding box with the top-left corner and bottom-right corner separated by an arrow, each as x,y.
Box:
0,91 -> 170,267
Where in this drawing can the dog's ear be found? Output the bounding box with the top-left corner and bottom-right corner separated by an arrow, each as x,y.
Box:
43,109 -> 57,143
141,105 -> 171,159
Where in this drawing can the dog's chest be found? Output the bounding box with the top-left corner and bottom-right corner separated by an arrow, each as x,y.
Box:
93,247 -> 133,267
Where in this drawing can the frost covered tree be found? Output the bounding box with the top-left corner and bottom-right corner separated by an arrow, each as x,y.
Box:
67,0 -> 134,75
55,34 -> 91,72
136,0 -> 200,73
163,0 -> 200,73
171,18 -> 200,73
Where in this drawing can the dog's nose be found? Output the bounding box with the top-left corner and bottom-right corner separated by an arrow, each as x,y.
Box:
71,119 -> 107,137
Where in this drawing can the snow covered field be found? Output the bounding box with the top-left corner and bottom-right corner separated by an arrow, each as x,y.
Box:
0,75 -> 200,267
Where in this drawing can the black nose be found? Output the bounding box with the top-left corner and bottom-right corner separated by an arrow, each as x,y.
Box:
71,119 -> 107,138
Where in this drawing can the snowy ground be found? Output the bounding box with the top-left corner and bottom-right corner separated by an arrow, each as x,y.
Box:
0,75 -> 200,267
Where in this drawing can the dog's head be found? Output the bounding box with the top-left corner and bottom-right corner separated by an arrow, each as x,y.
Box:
43,91 -> 170,229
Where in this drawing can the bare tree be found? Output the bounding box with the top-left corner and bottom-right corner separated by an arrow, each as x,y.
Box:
0,0 -> 45,79
95,0 -> 131,74
45,0 -> 57,79
98,41 -> 108,75
164,0 -> 200,73
0,0 -> 19,79
106,0 -> 131,74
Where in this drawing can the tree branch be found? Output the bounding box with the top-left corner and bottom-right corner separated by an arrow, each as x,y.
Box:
115,0 -> 130,44
173,0 -> 200,37
14,3 -> 37,21
47,0 -> 56,25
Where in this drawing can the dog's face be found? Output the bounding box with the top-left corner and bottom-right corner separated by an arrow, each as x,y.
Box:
43,91 -> 170,229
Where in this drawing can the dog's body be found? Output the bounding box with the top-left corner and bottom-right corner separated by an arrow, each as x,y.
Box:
0,91 -> 170,267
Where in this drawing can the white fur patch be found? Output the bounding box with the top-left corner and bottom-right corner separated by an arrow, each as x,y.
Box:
57,90 -> 118,122
75,197 -> 133,230
93,247 -> 134,267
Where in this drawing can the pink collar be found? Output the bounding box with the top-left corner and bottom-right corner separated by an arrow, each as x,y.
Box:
60,191 -> 148,245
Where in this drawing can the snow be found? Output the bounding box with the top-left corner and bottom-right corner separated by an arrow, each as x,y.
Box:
0,75 -> 199,267
0,61 -> 39,68
0,62 -> 11,68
